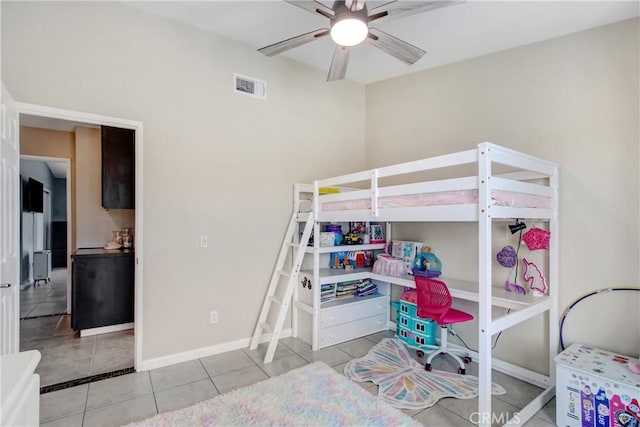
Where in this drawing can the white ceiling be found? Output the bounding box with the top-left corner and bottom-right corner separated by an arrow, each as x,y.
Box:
46,161 -> 68,179
20,114 -> 99,133
126,0 -> 639,84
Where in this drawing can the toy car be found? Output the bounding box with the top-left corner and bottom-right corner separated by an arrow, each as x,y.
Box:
344,233 -> 363,245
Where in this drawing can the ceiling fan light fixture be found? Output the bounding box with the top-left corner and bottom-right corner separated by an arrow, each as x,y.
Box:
330,17 -> 368,47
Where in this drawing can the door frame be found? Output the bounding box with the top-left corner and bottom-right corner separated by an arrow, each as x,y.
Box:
16,102 -> 144,371
20,154 -> 72,312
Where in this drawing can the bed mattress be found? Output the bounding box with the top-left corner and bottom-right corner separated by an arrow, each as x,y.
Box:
321,189 -> 550,211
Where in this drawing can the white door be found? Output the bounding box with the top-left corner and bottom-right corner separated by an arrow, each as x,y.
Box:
0,83 -> 20,355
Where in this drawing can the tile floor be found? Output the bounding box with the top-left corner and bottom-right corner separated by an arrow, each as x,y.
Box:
20,268 -> 68,319
21,315 -> 135,387
20,268 -> 135,387
39,331 -> 557,427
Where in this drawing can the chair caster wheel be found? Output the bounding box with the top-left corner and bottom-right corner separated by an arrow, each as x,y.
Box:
457,367 -> 466,375
417,350 -> 425,358
425,363 -> 432,372
463,356 -> 472,363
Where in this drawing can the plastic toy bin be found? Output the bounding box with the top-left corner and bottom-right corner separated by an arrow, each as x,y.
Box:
554,343 -> 640,427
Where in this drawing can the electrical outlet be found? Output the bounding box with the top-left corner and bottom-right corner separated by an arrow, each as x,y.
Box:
200,235 -> 208,248
210,310 -> 218,324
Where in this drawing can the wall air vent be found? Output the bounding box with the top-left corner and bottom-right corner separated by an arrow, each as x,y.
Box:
233,73 -> 266,100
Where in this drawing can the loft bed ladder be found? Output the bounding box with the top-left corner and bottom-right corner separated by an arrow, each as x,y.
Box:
250,208 -> 314,363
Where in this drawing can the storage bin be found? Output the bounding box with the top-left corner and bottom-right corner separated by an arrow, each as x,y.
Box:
320,232 -> 335,247
555,343 -> 640,427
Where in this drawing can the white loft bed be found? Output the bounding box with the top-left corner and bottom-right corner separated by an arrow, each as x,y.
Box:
294,142 -> 559,426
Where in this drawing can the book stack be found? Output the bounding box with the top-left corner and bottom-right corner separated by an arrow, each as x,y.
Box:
321,284 -> 336,303
336,281 -> 360,299
355,278 -> 379,297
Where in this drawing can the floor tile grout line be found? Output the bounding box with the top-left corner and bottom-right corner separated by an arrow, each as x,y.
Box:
88,333 -> 97,375
434,401 -> 476,425
82,371 -> 155,415
148,370 -> 160,417
198,358 -> 222,395
82,378 -> 91,427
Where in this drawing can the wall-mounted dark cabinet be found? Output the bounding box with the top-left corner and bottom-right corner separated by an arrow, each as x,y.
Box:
71,249 -> 134,331
51,221 -> 67,268
102,125 -> 135,209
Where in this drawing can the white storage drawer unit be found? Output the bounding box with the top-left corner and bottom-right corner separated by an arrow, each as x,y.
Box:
320,297 -> 387,328
296,266 -> 390,349
319,314 -> 388,348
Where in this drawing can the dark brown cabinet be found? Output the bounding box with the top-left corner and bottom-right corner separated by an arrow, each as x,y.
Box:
102,125 -> 135,209
71,249 -> 134,331
51,221 -> 67,268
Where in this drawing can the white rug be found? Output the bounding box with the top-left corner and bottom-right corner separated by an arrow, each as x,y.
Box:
345,338 -> 507,410
124,361 -> 420,427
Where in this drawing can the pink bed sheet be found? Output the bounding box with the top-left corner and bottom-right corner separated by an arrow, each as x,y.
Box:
321,189 -> 550,211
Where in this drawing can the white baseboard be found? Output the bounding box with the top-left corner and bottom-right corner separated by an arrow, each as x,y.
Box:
80,323 -> 133,337
138,329 -> 293,372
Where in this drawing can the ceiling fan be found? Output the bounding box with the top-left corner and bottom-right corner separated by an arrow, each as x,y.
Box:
258,0 -> 462,81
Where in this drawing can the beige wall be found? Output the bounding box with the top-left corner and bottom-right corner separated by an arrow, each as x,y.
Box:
366,18 -> 640,370
74,126 -> 135,249
21,126 -> 74,158
2,2 -> 366,360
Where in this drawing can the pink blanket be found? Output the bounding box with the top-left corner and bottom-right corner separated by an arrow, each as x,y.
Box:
322,189 -> 549,211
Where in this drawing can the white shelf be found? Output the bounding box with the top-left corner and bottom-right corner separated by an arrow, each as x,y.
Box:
301,267 -> 372,285
304,267 -> 550,311
321,293 -> 387,309
304,242 -> 386,254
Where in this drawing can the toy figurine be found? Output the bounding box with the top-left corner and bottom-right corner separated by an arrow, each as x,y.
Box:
411,246 -> 442,277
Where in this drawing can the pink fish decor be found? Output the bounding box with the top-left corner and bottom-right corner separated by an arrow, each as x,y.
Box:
522,258 -> 548,296
522,227 -> 550,250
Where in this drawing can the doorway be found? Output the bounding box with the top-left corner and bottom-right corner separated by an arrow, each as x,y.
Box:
16,102 -> 144,389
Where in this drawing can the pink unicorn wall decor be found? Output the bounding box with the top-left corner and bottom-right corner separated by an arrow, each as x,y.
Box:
522,258 -> 548,296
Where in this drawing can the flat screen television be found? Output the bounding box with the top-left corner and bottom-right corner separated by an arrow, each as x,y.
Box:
23,178 -> 44,213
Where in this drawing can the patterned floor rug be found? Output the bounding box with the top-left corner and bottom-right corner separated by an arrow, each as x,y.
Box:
124,361 -> 420,427
344,338 -> 507,410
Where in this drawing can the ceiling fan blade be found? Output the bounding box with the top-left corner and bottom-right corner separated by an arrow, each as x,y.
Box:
285,0 -> 335,19
327,45 -> 350,81
367,28 -> 425,66
368,1 -> 463,24
258,28 -> 330,57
